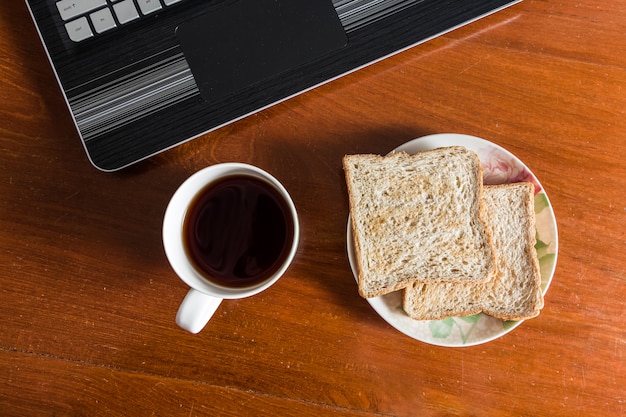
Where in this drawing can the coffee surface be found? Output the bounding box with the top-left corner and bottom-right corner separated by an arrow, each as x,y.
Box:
183,175 -> 293,287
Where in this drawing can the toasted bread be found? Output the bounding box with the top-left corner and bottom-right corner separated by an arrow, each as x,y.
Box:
403,182 -> 543,321
343,147 -> 495,298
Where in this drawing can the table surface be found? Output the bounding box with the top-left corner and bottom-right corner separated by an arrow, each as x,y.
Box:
2,1 -> 625,416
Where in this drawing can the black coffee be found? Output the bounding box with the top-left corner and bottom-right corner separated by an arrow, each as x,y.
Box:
183,175 -> 294,288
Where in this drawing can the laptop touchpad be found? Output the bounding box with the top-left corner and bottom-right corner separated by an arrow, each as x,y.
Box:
177,0 -> 348,103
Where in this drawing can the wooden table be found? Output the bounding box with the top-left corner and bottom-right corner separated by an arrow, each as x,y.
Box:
1,1 -> 625,415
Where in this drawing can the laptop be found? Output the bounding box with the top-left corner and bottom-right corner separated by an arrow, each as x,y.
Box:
26,0 -> 520,171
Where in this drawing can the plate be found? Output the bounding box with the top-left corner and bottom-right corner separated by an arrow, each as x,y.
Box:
346,133 -> 558,346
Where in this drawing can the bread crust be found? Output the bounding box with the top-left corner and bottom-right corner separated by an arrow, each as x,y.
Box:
343,155 -> 370,297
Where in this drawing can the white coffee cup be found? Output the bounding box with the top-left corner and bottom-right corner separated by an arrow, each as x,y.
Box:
163,163 -> 299,334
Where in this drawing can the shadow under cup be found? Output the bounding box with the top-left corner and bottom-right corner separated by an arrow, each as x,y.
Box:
163,163 -> 299,332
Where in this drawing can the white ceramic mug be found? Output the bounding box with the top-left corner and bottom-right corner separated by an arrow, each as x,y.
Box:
163,163 -> 299,334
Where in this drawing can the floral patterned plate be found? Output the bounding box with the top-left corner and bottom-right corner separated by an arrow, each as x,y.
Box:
346,133 -> 558,346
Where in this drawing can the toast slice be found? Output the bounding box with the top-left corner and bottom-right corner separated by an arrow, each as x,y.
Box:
403,182 -> 544,321
343,147 -> 495,298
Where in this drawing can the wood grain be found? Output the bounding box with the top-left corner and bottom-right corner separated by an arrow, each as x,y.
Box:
1,0 -> 625,416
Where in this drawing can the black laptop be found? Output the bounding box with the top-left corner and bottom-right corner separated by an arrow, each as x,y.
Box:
26,0 -> 520,171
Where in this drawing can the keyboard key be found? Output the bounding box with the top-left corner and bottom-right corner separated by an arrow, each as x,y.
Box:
137,0 -> 162,15
113,0 -> 140,24
90,8 -> 117,34
65,17 -> 93,42
56,0 -> 107,21
58,0 -> 184,42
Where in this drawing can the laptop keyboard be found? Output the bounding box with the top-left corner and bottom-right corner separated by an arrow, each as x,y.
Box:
56,0 -> 183,42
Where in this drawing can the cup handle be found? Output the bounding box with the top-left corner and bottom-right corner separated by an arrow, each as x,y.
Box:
175,289 -> 223,334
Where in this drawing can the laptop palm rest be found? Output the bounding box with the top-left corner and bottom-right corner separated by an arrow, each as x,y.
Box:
176,0 -> 348,103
